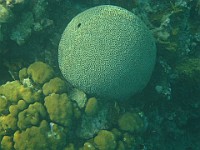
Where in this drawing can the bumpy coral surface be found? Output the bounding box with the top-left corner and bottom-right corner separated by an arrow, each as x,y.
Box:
118,112 -> 146,133
58,5 -> 156,100
1,0 -> 200,149
0,61 -> 72,149
27,61 -> 54,84
1,61 -> 147,150
84,97 -> 98,116
94,130 -> 117,150
0,4 -> 12,23
42,77 -> 68,96
44,93 -> 73,127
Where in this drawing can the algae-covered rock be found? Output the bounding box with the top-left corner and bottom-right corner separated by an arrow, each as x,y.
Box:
69,88 -> 87,109
42,77 -> 67,96
44,93 -> 73,127
175,58 -> 200,81
59,5 -> 156,100
10,12 -> 34,45
77,105 -> 109,139
27,61 -> 54,84
94,130 -> 117,150
172,58 -> 200,107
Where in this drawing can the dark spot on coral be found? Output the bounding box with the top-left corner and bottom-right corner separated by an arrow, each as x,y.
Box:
77,23 -> 81,28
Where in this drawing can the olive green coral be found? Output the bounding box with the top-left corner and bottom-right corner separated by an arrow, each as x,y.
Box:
9,100 -> 27,117
17,102 -> 47,130
0,96 -> 8,113
118,112 -> 146,133
84,97 -> 98,116
83,142 -> 96,150
0,114 -> 17,133
44,93 -> 73,127
0,80 -> 42,104
0,4 -> 12,23
0,61 -> 74,149
1,136 -> 13,150
27,61 -> 54,84
13,120 -> 50,150
58,5 -> 156,100
19,67 -> 28,82
0,81 -> 23,103
175,58 -> 200,79
42,77 -> 67,96
94,130 -> 117,150
0,60 -> 145,149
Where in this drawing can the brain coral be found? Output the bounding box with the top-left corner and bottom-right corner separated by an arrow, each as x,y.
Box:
58,5 -> 156,100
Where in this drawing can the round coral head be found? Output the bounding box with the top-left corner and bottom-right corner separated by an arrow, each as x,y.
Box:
58,5 -> 156,100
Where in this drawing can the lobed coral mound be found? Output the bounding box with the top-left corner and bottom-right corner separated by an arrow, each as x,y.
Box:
0,61 -> 72,150
0,61 -> 147,150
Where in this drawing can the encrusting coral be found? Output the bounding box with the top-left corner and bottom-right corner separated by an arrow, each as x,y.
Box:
94,130 -> 117,150
42,77 -> 68,96
0,4 -> 12,23
0,61 -> 148,150
27,61 -> 54,84
118,112 -> 146,133
84,97 -> 99,116
44,93 -> 73,127
0,61 -> 72,149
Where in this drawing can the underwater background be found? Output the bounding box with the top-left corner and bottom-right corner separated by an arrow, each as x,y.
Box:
0,0 -> 200,150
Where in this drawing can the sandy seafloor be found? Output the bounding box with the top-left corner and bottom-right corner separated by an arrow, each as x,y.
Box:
0,0 -> 200,150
